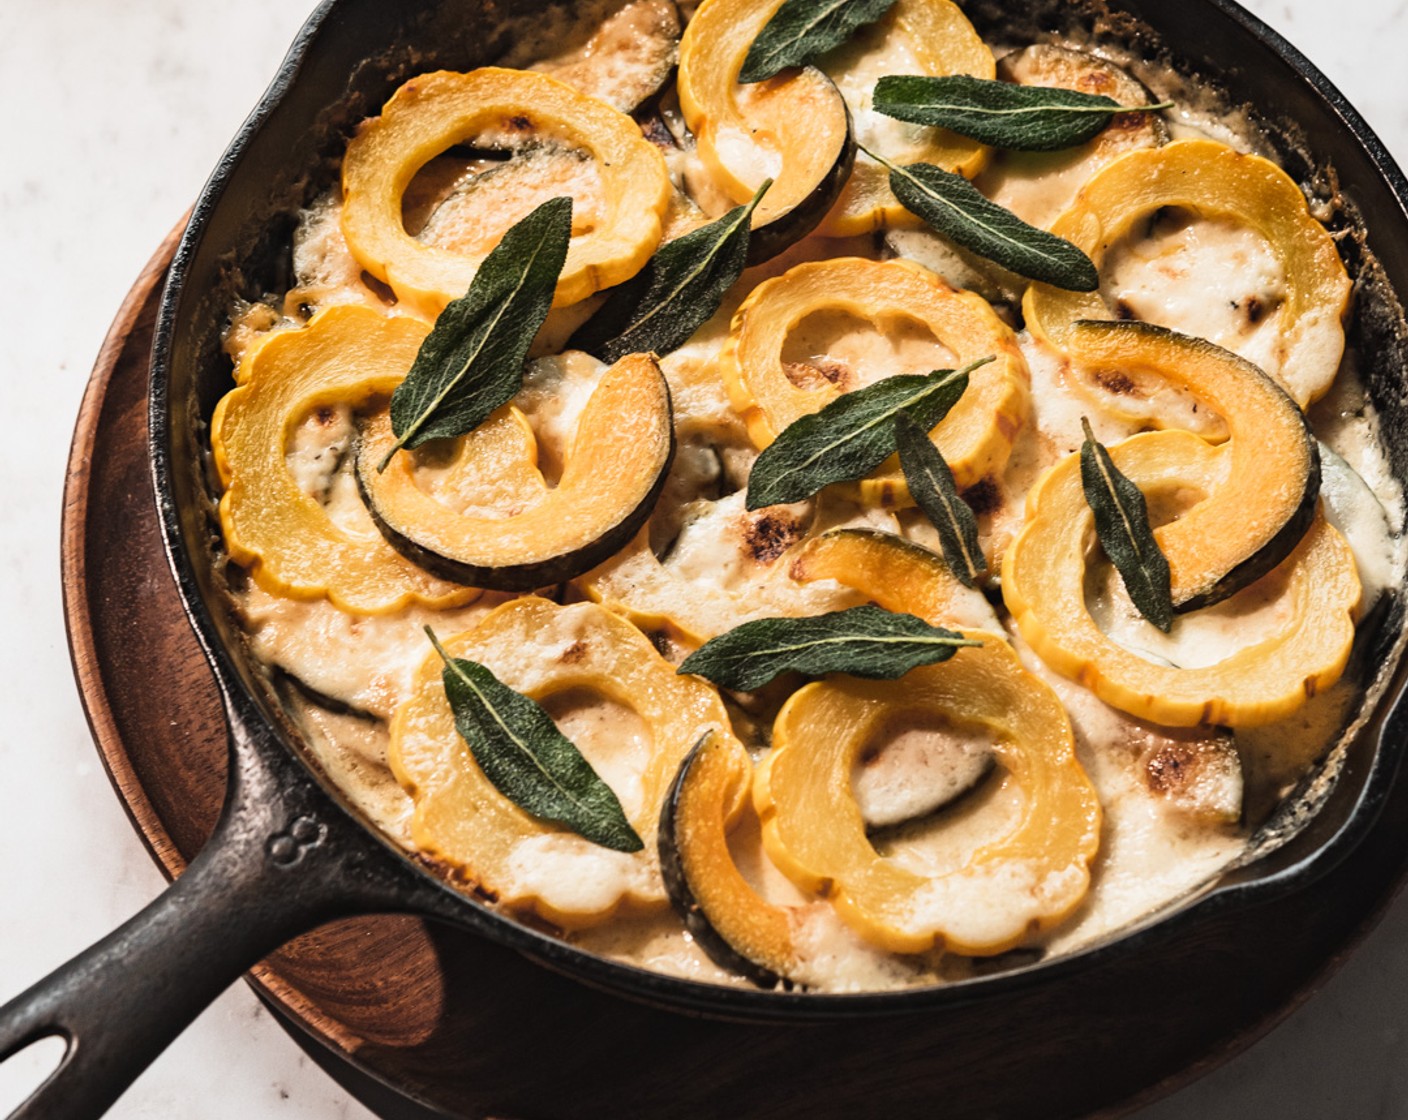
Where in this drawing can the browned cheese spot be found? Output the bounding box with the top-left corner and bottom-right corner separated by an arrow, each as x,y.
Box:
743,510 -> 807,563
782,359 -> 851,391
961,477 -> 1001,516
560,640 -> 589,664
1094,368 -> 1137,395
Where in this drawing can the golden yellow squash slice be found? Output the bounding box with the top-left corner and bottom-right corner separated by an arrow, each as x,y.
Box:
341,68 -> 671,316
720,257 -> 1028,504
818,0 -> 994,235
677,0 -> 854,246
1002,431 -> 1361,727
1023,139 -> 1351,408
357,352 -> 675,591
390,598 -> 746,929
211,305 -> 476,614
1068,321 -> 1320,610
755,639 -> 1101,956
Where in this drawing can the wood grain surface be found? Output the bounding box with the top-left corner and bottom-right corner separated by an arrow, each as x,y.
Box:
59,239 -> 1408,1120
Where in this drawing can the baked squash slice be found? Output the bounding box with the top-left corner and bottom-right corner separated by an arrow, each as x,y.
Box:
755,640 -> 1101,956
773,520 -> 1100,955
659,732 -> 799,986
341,68 -> 671,315
678,0 -> 856,259
1002,431 -> 1361,727
721,257 -> 1029,503
391,598 -> 747,929
357,353 -> 675,591
789,528 -> 997,631
817,0 -> 994,236
1069,320 -> 1320,610
1023,139 -> 1351,408
211,305 -> 475,614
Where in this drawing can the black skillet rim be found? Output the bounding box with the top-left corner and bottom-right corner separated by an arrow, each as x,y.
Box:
148,0 -> 1408,1023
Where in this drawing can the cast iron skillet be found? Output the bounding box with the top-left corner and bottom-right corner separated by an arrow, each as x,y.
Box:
4,0 -> 1408,1115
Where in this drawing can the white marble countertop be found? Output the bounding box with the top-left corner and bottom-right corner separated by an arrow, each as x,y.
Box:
1,2 -> 1406,1116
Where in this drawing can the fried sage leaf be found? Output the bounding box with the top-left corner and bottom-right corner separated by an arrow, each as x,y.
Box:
676,605 -> 980,691
426,628 -> 643,852
895,412 -> 985,587
1079,418 -> 1173,632
867,149 -> 1098,291
570,181 -> 771,363
740,0 -> 897,84
873,74 -> 1172,152
746,357 -> 991,510
380,196 -> 572,468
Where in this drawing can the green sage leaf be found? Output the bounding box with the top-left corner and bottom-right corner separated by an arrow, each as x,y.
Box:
873,74 -> 1172,152
745,357 -> 991,510
426,628 -> 643,852
1079,417 -> 1173,633
569,181 -> 771,363
380,196 -> 572,469
871,152 -> 1098,291
740,0 -> 897,84
677,605 -> 980,691
894,412 -> 985,587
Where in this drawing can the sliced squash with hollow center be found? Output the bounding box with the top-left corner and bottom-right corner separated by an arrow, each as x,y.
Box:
1068,320 -> 1320,610
390,598 -> 746,929
341,67 -> 671,316
817,0 -> 993,236
357,352 -> 675,591
211,305 -> 476,614
973,44 -> 1168,232
1023,140 -> 1351,409
720,257 -> 1028,504
755,638 -> 1101,956
788,528 -> 997,632
678,0 -> 856,260
1002,430 -> 1360,727
658,732 -> 798,986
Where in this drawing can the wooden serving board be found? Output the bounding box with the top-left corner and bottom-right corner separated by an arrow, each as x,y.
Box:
60,235 -> 1408,1120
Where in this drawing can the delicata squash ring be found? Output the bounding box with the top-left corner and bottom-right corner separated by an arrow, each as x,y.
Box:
678,0 -> 855,242
357,352 -> 675,591
1002,432 -> 1361,727
818,0 -> 994,236
341,67 -> 671,315
1024,139 -> 1352,408
211,305 -> 475,614
390,598 -> 746,928
755,645 -> 1101,956
1069,320 -> 1320,610
721,257 -> 1029,502
771,524 -> 1100,955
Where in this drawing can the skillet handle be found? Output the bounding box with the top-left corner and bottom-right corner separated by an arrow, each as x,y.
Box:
0,699 -> 444,1120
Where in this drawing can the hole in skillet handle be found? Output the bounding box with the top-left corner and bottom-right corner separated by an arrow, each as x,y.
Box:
0,694 -> 453,1120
